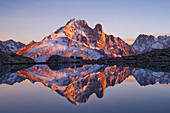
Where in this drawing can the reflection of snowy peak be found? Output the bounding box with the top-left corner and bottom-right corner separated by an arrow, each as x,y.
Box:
132,34 -> 170,53
0,39 -> 25,53
0,72 -> 26,85
133,69 -> 170,86
14,64 -> 135,105
1,64 -> 170,105
15,18 -> 139,62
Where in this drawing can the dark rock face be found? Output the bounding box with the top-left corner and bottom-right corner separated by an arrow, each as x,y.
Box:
132,34 -> 170,53
0,39 -> 25,53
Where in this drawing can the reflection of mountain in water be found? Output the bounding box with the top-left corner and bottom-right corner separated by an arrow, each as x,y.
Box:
133,69 -> 170,86
0,64 -> 169,105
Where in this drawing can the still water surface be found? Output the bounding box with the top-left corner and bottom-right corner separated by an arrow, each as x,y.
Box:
0,64 -> 170,113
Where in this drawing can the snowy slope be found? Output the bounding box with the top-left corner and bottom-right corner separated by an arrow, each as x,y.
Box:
0,39 -> 25,53
28,40 -> 36,45
132,34 -> 170,53
15,18 -> 140,62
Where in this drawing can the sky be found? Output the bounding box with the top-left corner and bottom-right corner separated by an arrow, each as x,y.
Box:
0,0 -> 170,44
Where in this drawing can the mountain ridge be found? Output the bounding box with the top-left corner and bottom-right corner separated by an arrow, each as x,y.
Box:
0,39 -> 26,53
132,34 -> 170,53
28,40 -> 36,45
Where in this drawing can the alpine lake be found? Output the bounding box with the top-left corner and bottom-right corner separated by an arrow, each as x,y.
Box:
0,63 -> 170,113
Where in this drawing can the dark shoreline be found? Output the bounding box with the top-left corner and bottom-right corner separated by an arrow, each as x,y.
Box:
2,62 -> 47,65
1,59 -> 169,73
1,47 -> 169,73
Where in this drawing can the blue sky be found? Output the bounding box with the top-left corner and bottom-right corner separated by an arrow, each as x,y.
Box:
0,0 -> 170,44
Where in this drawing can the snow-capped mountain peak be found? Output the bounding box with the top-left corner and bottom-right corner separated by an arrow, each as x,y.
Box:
0,39 -> 26,53
15,18 -> 140,62
28,40 -> 36,45
132,34 -> 170,53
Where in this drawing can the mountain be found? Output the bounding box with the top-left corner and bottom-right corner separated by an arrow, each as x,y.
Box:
14,18 -> 140,62
0,39 -> 26,53
132,34 -> 170,53
28,40 -> 36,45
0,49 -> 35,65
